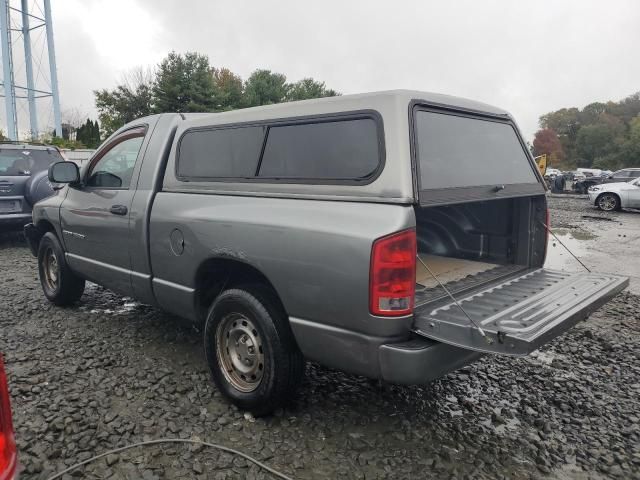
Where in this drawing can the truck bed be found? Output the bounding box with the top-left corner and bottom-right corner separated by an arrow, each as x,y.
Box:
415,254 -> 526,306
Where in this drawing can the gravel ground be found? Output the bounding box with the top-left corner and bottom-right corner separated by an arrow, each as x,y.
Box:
1,195 -> 639,480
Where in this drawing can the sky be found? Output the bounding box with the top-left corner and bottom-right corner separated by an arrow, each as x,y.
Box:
5,0 -> 640,141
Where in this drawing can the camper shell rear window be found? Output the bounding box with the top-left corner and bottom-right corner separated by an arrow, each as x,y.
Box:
412,104 -> 543,206
176,111 -> 385,184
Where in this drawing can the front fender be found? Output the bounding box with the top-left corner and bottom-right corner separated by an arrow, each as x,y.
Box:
31,186 -> 67,246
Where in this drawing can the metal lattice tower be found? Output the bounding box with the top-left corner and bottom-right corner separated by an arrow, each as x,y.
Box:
0,0 -> 61,140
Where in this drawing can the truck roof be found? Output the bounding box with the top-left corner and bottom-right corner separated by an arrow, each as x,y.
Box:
177,89 -> 510,130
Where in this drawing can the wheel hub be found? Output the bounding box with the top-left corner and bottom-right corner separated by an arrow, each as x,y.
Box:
599,195 -> 616,211
43,247 -> 59,290
216,313 -> 264,392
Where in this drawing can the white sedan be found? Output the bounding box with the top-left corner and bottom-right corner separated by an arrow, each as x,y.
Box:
588,177 -> 640,211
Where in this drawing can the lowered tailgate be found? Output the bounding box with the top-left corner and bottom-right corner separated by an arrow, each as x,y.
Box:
413,268 -> 628,356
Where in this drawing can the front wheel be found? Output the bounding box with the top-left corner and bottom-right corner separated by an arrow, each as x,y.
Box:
204,286 -> 304,416
596,193 -> 620,212
37,232 -> 85,306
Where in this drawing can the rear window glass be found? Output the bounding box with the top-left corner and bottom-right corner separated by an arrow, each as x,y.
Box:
258,118 -> 380,179
177,126 -> 265,178
415,110 -> 538,190
0,148 -> 64,176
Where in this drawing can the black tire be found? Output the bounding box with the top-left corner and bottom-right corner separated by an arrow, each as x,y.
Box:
204,285 -> 304,416
596,193 -> 621,212
37,232 -> 85,306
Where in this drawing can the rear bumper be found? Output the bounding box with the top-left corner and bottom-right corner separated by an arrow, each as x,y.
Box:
0,212 -> 31,228
289,316 -> 482,385
379,337 -> 483,384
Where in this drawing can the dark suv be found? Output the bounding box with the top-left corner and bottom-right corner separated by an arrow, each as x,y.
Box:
0,143 -> 64,230
574,168 -> 640,193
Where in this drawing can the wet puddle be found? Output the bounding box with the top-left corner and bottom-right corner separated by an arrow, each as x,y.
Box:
544,229 -> 593,272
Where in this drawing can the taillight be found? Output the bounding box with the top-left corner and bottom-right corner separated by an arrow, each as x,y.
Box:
0,355 -> 16,480
369,229 -> 416,316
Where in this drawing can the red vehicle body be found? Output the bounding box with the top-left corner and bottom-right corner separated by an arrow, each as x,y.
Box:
0,355 -> 16,480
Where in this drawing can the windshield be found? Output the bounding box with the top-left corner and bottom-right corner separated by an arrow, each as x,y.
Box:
0,148 -> 64,176
414,110 -> 538,190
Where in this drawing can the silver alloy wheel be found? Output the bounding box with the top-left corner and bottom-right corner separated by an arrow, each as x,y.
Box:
42,247 -> 59,291
215,313 -> 264,392
598,194 -> 617,211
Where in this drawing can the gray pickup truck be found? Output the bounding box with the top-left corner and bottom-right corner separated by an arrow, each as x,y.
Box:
25,91 -> 628,415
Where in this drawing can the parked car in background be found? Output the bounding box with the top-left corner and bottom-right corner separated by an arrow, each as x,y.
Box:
544,168 -> 561,179
574,168 -> 640,194
0,143 -> 64,231
25,91 -> 628,415
577,168 -> 603,177
588,177 -> 640,211
0,354 -> 17,480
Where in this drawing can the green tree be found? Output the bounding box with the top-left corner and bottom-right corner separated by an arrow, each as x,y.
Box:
285,78 -> 339,101
539,107 -> 581,140
243,69 -> 288,107
76,119 -> 101,148
575,124 -> 618,167
211,67 -> 244,111
579,102 -> 607,125
95,68 -> 153,136
607,92 -> 640,124
539,91 -> 640,169
616,116 -> 640,167
94,52 -> 340,132
153,52 -> 217,113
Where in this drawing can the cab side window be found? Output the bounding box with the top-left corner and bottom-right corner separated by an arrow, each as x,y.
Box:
86,129 -> 146,189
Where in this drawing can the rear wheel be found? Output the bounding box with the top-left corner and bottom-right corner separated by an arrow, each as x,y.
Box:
596,193 -> 620,212
37,232 -> 85,305
204,286 -> 304,416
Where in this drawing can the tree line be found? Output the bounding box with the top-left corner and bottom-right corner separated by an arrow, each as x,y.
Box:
532,92 -> 640,170
94,51 -> 339,137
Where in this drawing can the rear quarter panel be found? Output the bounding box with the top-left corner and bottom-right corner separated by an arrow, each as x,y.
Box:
149,193 -> 415,338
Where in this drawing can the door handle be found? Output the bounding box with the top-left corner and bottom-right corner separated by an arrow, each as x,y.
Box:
110,204 -> 128,216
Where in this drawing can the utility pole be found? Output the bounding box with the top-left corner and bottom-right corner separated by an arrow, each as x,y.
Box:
43,0 -> 61,138
0,0 -> 17,140
21,0 -> 38,140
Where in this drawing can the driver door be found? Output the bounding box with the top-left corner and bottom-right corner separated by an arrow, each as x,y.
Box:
60,126 -> 147,294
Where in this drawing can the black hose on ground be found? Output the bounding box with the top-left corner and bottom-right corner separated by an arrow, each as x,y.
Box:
46,438 -> 294,480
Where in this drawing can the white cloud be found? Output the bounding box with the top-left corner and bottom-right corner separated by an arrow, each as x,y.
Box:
4,0 -> 640,139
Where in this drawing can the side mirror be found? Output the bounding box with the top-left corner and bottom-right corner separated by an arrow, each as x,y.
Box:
48,161 -> 80,184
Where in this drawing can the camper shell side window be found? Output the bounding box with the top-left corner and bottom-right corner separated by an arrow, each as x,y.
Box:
175,110 -> 385,185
